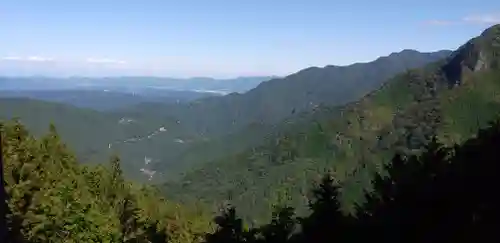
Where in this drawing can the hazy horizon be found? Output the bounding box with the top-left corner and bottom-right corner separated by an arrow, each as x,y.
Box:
0,74 -> 278,80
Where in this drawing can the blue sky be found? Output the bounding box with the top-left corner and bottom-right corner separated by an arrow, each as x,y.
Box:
1,0 -> 499,78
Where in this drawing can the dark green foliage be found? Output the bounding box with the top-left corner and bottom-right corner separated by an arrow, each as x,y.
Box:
0,97 -> 206,182
358,123 -> 500,242
204,207 -> 248,243
203,119 -> 500,243
0,120 -> 213,242
4,117 -> 495,242
109,155 -> 125,204
297,174 -> 356,243
258,206 -> 297,243
0,123 -> 9,242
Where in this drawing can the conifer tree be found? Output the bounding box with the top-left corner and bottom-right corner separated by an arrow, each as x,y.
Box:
204,206 -> 249,243
0,120 -> 212,242
259,206 -> 297,243
0,124 -> 8,242
109,154 -> 125,205
297,174 -> 356,243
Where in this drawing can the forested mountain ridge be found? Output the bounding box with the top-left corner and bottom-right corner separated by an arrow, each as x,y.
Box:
0,98 -> 131,161
123,49 -> 451,138
0,120 -> 213,242
0,98 -> 199,181
164,24 -> 500,221
0,89 -> 220,111
202,120 -> 500,243
142,49 -> 452,175
0,50 -> 450,183
4,115 -> 500,242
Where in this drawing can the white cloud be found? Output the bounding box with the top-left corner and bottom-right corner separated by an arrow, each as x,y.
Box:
27,56 -> 54,62
423,20 -> 456,26
425,13 -> 500,27
86,58 -> 127,64
462,14 -> 500,24
2,56 -> 23,61
1,56 -> 54,62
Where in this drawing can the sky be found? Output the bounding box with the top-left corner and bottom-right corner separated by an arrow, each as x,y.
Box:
1,0 -> 500,78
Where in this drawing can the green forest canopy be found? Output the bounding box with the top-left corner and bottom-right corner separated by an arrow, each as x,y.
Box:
3,113 -> 500,242
1,120 -> 213,243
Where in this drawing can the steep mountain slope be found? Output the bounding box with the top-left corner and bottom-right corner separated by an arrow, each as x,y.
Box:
0,46 -> 451,185
129,50 -> 453,174
124,50 -> 452,138
0,97 -> 130,158
0,98 -> 198,181
0,49 -> 447,184
164,24 -> 500,221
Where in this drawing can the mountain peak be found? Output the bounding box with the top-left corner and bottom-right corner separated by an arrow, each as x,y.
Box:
387,49 -> 452,57
396,49 -> 420,54
479,24 -> 500,38
441,24 -> 500,86
474,24 -> 500,51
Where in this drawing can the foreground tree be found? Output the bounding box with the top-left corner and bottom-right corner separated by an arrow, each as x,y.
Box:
296,174 -> 357,243
0,120 -> 212,242
206,120 -> 500,243
204,206 -> 250,243
258,206 -> 297,243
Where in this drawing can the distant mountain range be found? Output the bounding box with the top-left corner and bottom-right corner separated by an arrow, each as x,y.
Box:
0,76 -> 275,110
0,76 -> 275,94
123,49 -> 453,139
0,89 -> 220,111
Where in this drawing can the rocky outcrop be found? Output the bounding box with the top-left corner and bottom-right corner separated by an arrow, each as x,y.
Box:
442,24 -> 500,86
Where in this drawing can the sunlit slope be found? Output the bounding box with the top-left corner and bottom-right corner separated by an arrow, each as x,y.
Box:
164,24 -> 500,221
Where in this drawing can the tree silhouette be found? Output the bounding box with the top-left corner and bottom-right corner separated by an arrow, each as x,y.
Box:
109,154 -> 125,205
0,125 -> 8,242
259,206 -> 297,243
1,122 -> 30,243
197,119 -> 500,243
296,174 -> 357,243
204,206 -> 251,243
356,122 -> 500,242
358,138 -> 454,242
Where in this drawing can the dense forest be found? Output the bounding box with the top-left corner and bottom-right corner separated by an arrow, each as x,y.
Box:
3,110 -> 500,242
203,120 -> 500,243
0,120 -> 212,243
